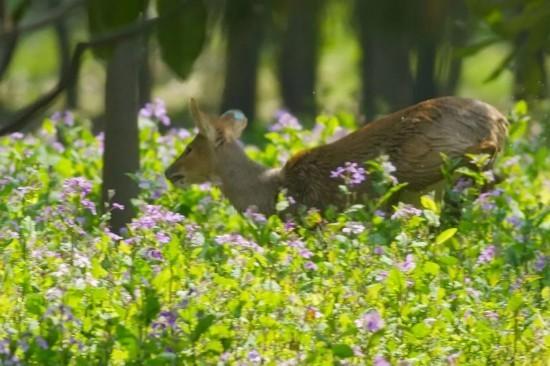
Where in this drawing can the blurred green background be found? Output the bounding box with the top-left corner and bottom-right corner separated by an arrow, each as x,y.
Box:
1,0 -> 549,228
1,0 -> 549,131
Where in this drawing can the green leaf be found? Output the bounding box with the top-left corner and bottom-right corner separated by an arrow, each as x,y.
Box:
156,0 -> 208,79
139,287 -> 161,326
507,294 -> 523,313
435,228 -> 457,245
514,100 -> 528,116
190,313 -> 215,342
423,261 -> 440,276
386,268 -> 407,292
332,344 -> 354,358
115,325 -> 139,358
87,0 -> 147,60
420,195 -> 438,213
411,323 -> 430,339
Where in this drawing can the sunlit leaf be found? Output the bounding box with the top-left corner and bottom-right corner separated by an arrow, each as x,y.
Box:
156,0 -> 208,79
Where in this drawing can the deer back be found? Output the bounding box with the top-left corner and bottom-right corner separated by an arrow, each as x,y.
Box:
282,97 -> 508,210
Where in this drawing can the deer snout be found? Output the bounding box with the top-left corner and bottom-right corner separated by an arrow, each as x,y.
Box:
164,166 -> 185,184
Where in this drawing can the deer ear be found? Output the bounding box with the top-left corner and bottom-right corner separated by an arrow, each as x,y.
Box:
220,109 -> 248,141
190,98 -> 216,142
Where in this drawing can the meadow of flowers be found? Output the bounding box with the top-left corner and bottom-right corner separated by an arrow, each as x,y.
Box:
0,101 -> 548,365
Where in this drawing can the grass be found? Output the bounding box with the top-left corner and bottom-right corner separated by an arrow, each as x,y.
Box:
0,103 -> 548,365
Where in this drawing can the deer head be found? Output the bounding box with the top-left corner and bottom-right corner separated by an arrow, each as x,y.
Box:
164,99 -> 249,188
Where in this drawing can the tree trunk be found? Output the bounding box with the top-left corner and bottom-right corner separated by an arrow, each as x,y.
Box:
139,32 -> 152,107
102,37 -> 140,232
356,0 -> 414,120
51,3 -> 77,108
278,0 -> 322,120
220,0 -> 267,121
514,33 -> 547,100
0,0 -> 18,82
413,41 -> 437,102
442,0 -> 468,95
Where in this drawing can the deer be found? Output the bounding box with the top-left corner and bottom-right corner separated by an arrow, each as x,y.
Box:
165,97 -> 508,216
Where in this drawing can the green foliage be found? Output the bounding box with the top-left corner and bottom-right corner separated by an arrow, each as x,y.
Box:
86,0 -> 207,78
87,0 -> 147,59
156,0 -> 208,79
0,106 -> 549,364
466,0 -> 550,98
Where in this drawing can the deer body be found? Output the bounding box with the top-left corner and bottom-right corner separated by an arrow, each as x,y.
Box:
165,97 -> 508,215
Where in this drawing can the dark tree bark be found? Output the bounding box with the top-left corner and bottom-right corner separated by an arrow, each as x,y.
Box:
356,0 -> 414,120
102,36 -> 140,231
138,37 -> 152,107
514,32 -> 548,101
0,0 -> 18,82
414,42 -> 437,102
413,0 -> 448,102
49,0 -> 77,108
220,0 -> 267,121
441,0 -> 468,95
278,0 -> 322,120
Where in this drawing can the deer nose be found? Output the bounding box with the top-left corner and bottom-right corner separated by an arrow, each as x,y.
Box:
165,167 -> 184,182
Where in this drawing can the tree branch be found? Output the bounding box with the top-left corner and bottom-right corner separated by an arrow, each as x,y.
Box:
0,15 -> 161,136
0,0 -> 85,41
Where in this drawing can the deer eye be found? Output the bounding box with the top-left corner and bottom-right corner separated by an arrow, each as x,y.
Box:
184,146 -> 192,155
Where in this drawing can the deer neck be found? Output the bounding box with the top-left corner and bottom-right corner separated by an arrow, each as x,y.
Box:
214,143 -> 282,215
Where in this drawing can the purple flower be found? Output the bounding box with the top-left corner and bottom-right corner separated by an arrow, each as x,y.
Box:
477,245 -> 496,264
391,204 -> 422,220
475,189 -> 503,211
466,287 -> 481,299
130,205 -> 184,231
342,221 -> 365,235
156,231 -> 170,244
144,248 -> 164,261
244,206 -> 267,224
10,132 -> 24,140
52,141 -> 65,153
534,252 -> 546,272
375,271 -> 388,281
288,239 -> 305,249
505,215 -> 523,229
35,337 -> 48,350
248,350 -> 262,364
304,261 -> 318,271
352,345 -> 364,357
140,98 -> 171,126
355,310 -> 384,332
399,254 -> 416,272
299,248 -> 314,259
0,339 -> 9,355
152,310 -> 177,333
81,198 -> 97,215
284,219 -> 297,231
374,246 -> 384,255
62,177 -> 92,198
159,311 -> 177,328
483,310 -> 499,321
51,111 -> 75,126
374,210 -> 386,218
503,156 -> 520,168
271,109 -> 302,131
452,177 -> 473,193
374,355 -> 390,366
111,202 -> 125,211
330,162 -> 367,186
215,233 -> 264,253
447,352 -> 460,366
381,160 -> 398,183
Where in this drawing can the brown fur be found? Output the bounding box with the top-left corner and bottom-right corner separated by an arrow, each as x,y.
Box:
281,97 -> 508,211
166,97 -> 508,215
